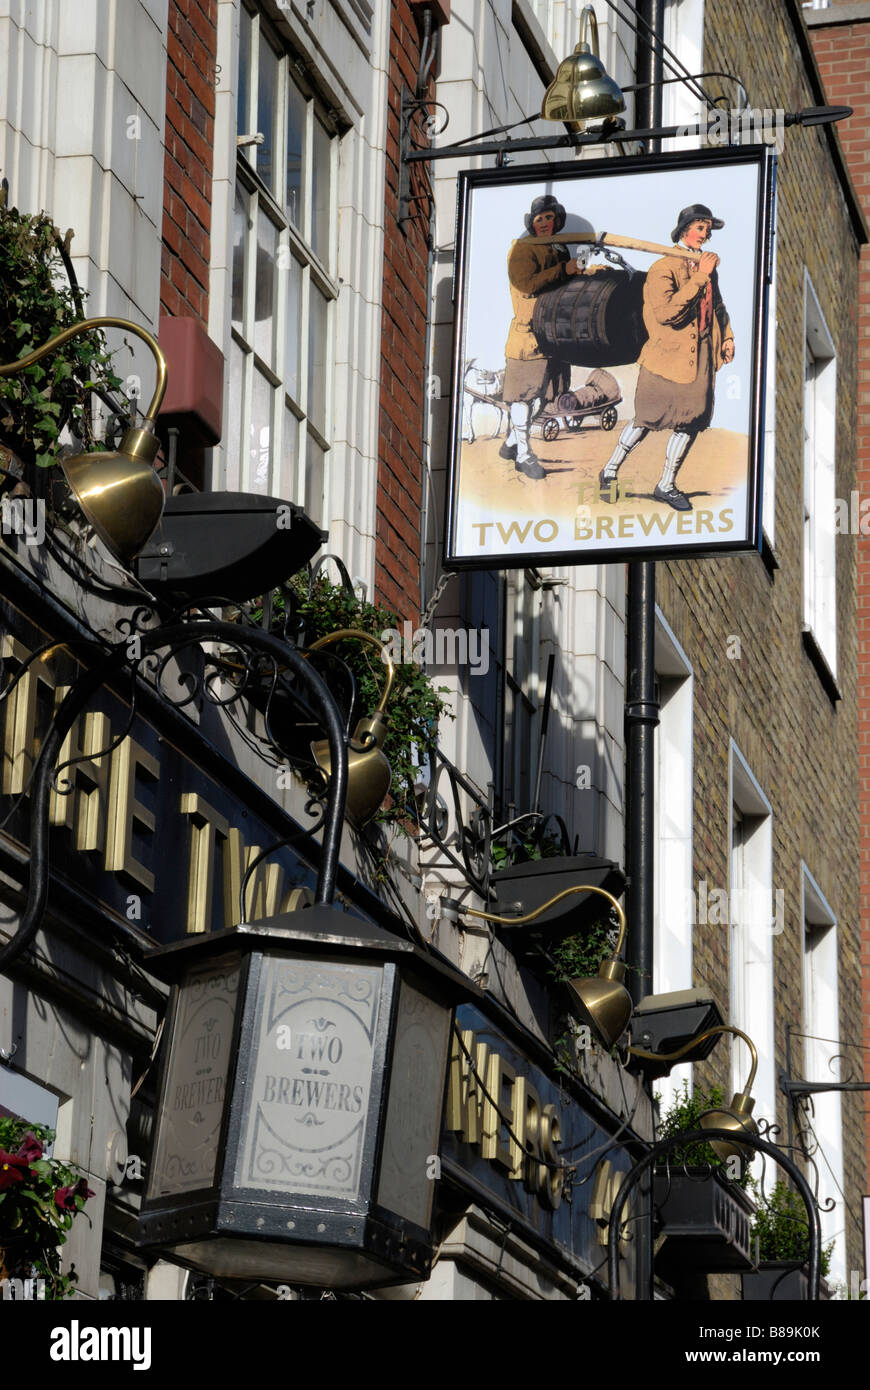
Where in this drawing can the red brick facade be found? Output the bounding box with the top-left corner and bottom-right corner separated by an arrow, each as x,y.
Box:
160,0 -> 218,325
809,4 -> 870,1191
375,1 -> 433,620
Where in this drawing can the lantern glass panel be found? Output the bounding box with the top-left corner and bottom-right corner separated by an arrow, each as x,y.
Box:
376,979 -> 452,1227
148,955 -> 242,1198
234,955 -> 384,1201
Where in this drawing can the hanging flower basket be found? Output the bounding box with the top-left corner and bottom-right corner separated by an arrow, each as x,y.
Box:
742,1261 -> 832,1301
654,1168 -> 755,1275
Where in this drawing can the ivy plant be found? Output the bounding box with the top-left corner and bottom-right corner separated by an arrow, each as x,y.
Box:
0,203 -> 122,469
0,1116 -> 95,1298
748,1178 -> 834,1277
260,576 -> 452,828
548,913 -> 617,983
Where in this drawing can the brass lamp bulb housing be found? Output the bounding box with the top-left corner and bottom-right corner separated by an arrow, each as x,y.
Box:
699,1090 -> 758,1164
308,630 -> 394,830
60,425 -> 165,566
541,45 -> 626,132
568,957 -> 632,1050
311,726 -> 391,830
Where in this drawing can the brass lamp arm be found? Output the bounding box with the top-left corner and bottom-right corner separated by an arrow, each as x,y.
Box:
0,315 -> 168,424
579,4 -> 599,54
461,884 -> 626,956
307,628 -> 396,712
629,1023 -> 758,1092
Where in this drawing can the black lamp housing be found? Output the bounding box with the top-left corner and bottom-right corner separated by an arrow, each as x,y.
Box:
490,853 -> 625,949
137,909 -> 467,1289
135,492 -> 326,601
629,989 -> 724,1080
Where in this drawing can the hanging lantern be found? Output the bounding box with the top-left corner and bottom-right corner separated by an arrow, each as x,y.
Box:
137,907 -> 467,1289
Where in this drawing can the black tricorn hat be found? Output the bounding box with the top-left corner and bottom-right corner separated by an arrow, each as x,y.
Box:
671,203 -> 724,243
525,194 -> 567,235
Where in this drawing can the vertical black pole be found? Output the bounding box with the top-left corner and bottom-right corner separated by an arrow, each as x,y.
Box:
627,0 -> 664,1303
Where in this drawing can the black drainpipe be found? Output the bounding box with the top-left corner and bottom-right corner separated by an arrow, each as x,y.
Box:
626,0 -> 664,1303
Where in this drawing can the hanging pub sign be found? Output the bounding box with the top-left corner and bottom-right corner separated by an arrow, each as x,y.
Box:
444,145 -> 775,570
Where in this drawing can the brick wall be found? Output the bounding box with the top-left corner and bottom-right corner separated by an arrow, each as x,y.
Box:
809,0 -> 870,1203
655,0 -> 864,1284
375,0 -> 432,620
160,0 -> 218,325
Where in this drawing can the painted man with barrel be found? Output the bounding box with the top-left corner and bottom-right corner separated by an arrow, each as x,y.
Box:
501,194 -> 589,479
598,203 -> 734,510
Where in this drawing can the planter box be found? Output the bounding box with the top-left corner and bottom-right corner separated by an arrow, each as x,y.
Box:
654,1169 -> 754,1275
490,853 -> 625,947
742,1262 -> 831,1301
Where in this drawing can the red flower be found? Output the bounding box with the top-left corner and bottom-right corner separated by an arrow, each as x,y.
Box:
0,1150 -> 27,1191
15,1133 -> 43,1164
53,1178 -> 94,1211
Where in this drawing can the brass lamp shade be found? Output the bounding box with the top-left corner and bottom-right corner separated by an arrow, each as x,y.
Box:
308,630 -> 395,829
541,9 -> 625,133
312,708 -> 392,830
700,1090 -> 759,1164
568,957 -> 632,1050
60,425 -> 165,566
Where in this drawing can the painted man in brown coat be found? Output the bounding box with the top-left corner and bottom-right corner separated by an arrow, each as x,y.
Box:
599,204 -> 734,510
501,194 -> 585,479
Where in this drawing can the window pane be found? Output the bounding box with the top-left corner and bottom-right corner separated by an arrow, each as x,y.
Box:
305,434 -> 326,526
254,209 -> 278,364
231,182 -> 249,334
307,283 -> 328,435
226,340 -> 245,488
311,117 -> 331,266
250,368 -> 273,492
282,247 -> 301,402
237,3 -> 252,142
286,78 -> 306,230
257,34 -> 279,193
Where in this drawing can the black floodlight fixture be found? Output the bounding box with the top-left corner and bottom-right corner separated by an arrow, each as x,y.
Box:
135,492 -> 326,601
628,989 -> 725,1080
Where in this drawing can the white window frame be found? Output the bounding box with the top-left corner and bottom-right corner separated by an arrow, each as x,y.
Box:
227,1 -> 338,519
729,743 -> 775,1128
662,0 -> 706,152
802,272 -> 837,676
801,865 -> 845,1286
762,202 -> 777,547
652,609 -> 694,1115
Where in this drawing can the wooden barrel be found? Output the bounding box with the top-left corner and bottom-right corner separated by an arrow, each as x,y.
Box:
532,269 -> 647,367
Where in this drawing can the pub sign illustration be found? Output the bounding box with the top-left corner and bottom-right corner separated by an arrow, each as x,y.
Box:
445,146 -> 774,569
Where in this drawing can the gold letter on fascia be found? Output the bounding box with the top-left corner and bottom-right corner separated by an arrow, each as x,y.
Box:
180,794 -> 229,934
508,1076 -> 542,1182
445,1029 -> 488,1146
222,826 -> 285,928
105,739 -> 159,890
49,688 -> 110,850
482,1052 -> 516,1170
1,637 -> 56,796
537,1103 -> 563,1210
